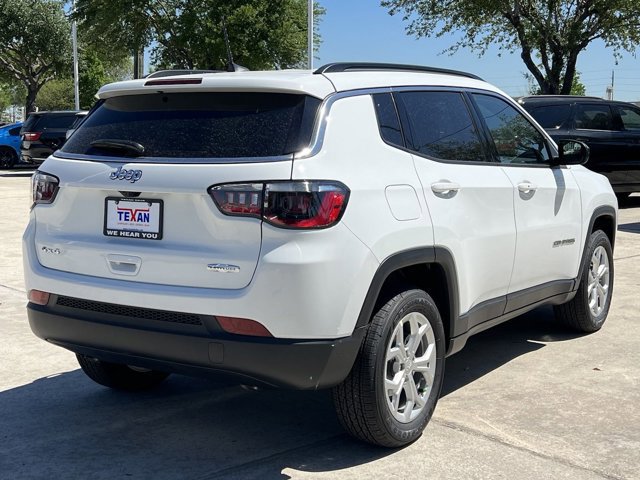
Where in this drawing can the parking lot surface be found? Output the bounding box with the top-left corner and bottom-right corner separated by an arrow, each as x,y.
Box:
1,169 -> 639,479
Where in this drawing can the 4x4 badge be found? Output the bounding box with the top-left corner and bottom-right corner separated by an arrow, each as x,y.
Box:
109,166 -> 142,183
207,264 -> 240,273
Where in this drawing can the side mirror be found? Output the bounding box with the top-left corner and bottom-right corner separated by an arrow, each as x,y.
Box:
550,139 -> 589,166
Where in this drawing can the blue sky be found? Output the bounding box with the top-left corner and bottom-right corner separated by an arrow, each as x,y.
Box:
315,0 -> 640,101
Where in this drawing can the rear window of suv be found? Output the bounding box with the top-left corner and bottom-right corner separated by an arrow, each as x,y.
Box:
22,113 -> 77,132
61,92 -> 321,160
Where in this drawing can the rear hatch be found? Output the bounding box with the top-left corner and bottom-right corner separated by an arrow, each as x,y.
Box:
22,112 -> 78,156
34,90 -> 321,289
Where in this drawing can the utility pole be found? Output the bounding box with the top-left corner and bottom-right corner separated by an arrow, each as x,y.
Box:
308,0 -> 313,70
606,70 -> 615,100
611,70 -> 615,100
72,0 -> 80,110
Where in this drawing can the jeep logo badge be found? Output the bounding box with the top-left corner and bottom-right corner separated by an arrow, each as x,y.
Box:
110,166 -> 143,183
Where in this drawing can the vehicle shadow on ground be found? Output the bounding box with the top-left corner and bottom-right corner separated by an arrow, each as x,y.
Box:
442,305 -> 583,397
0,306 -> 583,479
618,222 -> 640,234
0,166 -> 36,177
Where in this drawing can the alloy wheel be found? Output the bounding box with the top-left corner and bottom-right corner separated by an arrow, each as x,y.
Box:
384,311 -> 437,423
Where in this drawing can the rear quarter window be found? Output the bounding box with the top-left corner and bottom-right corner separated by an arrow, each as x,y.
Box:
61,92 -> 321,160
372,93 -> 404,147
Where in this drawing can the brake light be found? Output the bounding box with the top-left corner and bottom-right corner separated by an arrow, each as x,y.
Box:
31,171 -> 60,205
208,181 -> 349,229
144,78 -> 203,86
24,132 -> 42,141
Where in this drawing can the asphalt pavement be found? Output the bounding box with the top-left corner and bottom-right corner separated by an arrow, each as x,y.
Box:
1,169 -> 639,479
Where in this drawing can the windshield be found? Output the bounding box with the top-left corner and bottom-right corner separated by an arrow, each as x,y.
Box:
60,92 -> 321,161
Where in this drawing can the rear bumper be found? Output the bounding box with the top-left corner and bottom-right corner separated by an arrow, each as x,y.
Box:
27,299 -> 366,390
21,146 -> 51,164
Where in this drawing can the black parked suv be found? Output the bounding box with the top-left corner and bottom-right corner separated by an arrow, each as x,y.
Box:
519,96 -> 640,200
20,111 -> 81,164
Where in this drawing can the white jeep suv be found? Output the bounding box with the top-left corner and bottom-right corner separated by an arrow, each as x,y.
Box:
24,63 -> 617,447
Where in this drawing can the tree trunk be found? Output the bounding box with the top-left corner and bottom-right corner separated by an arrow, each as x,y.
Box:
25,85 -> 38,113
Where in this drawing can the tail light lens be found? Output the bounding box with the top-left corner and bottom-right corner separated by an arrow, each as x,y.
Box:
28,290 -> 51,305
32,171 -> 59,206
209,183 -> 263,218
24,132 -> 42,141
208,181 -> 349,229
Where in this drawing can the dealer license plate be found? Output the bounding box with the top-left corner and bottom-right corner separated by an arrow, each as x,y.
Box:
103,197 -> 163,240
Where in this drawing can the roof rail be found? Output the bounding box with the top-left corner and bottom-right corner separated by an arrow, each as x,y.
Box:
145,69 -> 223,79
519,95 -> 604,101
313,62 -> 483,81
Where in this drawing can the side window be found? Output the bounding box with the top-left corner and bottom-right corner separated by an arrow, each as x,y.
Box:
395,91 -> 486,162
527,105 -> 571,129
372,93 -> 404,147
575,104 -> 615,130
473,94 -> 551,165
618,106 -> 640,130
9,127 -> 21,136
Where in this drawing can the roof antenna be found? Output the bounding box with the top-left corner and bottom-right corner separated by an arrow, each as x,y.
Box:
221,17 -> 248,72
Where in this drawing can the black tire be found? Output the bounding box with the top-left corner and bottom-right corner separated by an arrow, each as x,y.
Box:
0,148 -> 17,169
76,354 -> 170,391
333,289 -> 446,447
554,230 -> 614,332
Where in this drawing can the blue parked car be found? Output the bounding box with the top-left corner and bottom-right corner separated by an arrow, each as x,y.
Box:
0,122 -> 23,168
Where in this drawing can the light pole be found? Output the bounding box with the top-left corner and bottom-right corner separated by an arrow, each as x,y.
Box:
72,0 -> 80,110
308,0 -> 313,70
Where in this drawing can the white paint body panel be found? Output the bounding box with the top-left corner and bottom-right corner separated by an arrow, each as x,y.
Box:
501,166 -> 583,292
411,158 -> 516,313
33,155 -> 292,290
292,96 -> 434,264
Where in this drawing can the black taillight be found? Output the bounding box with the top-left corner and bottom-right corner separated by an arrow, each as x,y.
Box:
208,181 -> 349,229
208,183 -> 263,218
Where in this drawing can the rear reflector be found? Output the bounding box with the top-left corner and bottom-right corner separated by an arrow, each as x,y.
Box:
144,78 -> 203,86
28,290 -> 50,305
216,316 -> 273,337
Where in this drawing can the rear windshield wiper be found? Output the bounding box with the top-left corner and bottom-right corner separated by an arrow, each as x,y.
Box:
90,139 -> 145,157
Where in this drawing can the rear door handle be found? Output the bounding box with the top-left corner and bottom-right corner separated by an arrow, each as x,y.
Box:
517,182 -> 538,193
431,182 -> 461,196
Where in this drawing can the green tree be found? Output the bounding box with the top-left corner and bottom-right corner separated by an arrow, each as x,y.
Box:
77,48 -> 131,109
35,78 -> 75,111
0,0 -> 71,112
74,0 -> 324,73
527,71 -> 587,96
382,0 -> 640,94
